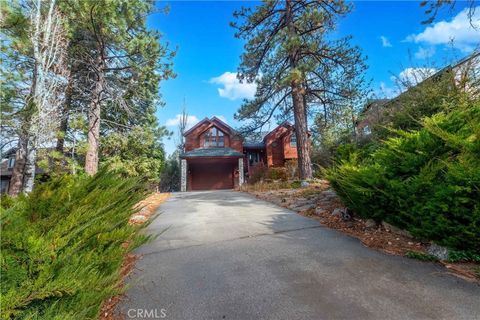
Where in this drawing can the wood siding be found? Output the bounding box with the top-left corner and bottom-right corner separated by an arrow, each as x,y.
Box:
283,132 -> 298,160
184,118 -> 243,152
183,117 -> 305,189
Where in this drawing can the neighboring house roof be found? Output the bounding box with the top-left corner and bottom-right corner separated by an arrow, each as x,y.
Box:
180,147 -> 244,158
1,147 -> 59,177
385,51 -> 479,107
1,148 -> 16,158
360,99 -> 390,115
357,51 -> 479,124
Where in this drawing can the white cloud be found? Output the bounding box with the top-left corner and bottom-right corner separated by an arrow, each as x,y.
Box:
166,114 -> 199,128
380,36 -> 392,47
210,72 -> 257,100
414,46 -> 436,59
213,115 -> 228,123
405,7 -> 480,52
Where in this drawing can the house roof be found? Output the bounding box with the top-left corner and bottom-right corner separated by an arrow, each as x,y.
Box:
180,147 -> 244,158
183,116 -> 238,137
360,99 -> 390,115
243,142 -> 266,148
243,131 -> 268,148
183,117 -> 298,149
263,121 -> 294,141
1,148 -> 16,159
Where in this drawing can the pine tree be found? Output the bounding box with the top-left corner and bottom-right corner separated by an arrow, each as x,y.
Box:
232,0 -> 367,180
57,0 -> 175,175
1,2 -> 31,196
2,0 -> 175,192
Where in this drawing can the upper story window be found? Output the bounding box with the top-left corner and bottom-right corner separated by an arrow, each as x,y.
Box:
290,133 -> 297,147
203,127 -> 225,147
7,156 -> 15,169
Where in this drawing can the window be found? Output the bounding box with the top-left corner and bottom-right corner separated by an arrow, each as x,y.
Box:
248,152 -> 261,166
7,156 -> 15,169
203,127 -> 225,147
290,134 -> 297,147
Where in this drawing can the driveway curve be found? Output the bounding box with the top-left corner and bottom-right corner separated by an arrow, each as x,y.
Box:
119,190 -> 480,320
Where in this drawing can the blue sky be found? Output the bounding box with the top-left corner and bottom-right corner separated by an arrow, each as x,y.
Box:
147,1 -> 479,155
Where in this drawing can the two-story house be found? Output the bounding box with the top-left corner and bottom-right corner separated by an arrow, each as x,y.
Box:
180,117 -> 299,191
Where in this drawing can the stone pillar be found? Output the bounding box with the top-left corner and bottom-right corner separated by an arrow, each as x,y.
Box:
181,159 -> 187,192
238,158 -> 244,186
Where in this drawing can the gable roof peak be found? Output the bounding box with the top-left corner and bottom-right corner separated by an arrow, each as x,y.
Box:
183,117 -> 210,136
183,116 -> 237,137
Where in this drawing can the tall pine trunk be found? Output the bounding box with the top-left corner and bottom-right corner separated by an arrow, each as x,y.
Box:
292,85 -> 313,179
8,133 -> 28,196
85,54 -> 104,176
286,0 -> 313,180
56,75 -> 72,153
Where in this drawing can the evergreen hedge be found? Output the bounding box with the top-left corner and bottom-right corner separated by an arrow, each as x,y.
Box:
326,99 -> 480,253
0,171 -> 150,319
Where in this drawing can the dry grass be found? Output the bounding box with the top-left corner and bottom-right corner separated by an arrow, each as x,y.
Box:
100,192 -> 170,320
129,192 -> 170,224
239,181 -> 297,192
239,179 -> 328,193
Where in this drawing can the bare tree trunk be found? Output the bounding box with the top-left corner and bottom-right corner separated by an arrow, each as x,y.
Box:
8,134 -> 28,196
22,0 -> 68,192
85,55 -> 104,175
23,136 -> 37,193
177,103 -> 188,153
286,0 -> 312,180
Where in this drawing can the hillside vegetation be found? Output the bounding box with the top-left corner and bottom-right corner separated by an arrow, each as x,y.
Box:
0,171 -> 150,319
327,97 -> 480,254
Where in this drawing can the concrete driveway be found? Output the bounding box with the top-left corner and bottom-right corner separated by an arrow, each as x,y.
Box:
119,191 -> 480,320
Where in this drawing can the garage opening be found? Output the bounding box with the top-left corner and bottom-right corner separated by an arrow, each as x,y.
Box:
188,161 -> 236,191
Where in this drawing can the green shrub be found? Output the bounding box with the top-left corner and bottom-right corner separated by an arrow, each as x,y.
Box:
0,171 -> 150,319
284,159 -> 299,180
447,250 -> 480,263
290,180 -> 302,188
405,251 -> 439,262
248,162 -> 268,184
159,154 -> 181,192
0,193 -> 15,209
334,143 -> 358,163
327,99 -> 480,253
267,167 -> 287,181
248,164 -> 288,183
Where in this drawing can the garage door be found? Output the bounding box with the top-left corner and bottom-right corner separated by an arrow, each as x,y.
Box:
190,162 -> 234,190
